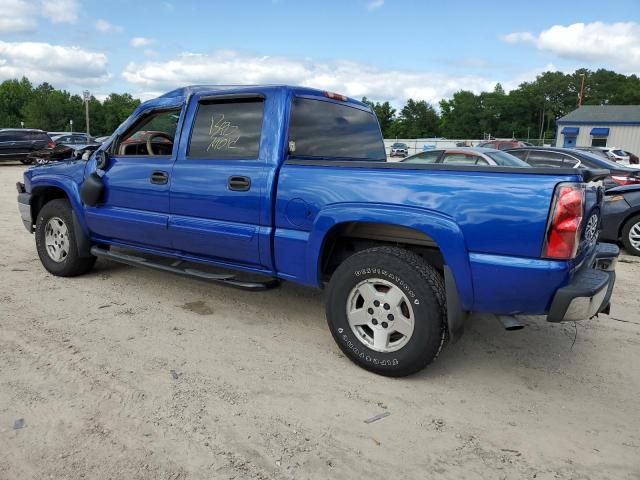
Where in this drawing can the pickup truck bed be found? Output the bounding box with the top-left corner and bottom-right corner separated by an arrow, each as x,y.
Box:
17,84 -> 619,376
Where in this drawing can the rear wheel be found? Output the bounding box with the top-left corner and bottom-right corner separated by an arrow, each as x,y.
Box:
35,199 -> 96,276
326,246 -> 447,377
19,158 -> 33,165
621,214 -> 640,256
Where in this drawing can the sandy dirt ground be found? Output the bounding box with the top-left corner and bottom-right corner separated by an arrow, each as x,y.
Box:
1,162 -> 639,480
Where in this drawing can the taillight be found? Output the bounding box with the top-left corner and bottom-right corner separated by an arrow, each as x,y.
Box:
543,183 -> 585,260
611,175 -> 640,186
48,141 -> 55,148
324,91 -> 348,101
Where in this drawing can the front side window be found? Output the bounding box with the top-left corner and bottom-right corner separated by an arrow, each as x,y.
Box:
288,98 -> 385,160
188,99 -> 264,160
116,109 -> 181,156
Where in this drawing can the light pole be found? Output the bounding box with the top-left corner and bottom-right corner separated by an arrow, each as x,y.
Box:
20,121 -> 24,129
83,90 -> 91,138
69,119 -> 73,134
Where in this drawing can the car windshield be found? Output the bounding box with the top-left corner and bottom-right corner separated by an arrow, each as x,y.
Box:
392,143 -> 407,148
484,150 -> 530,167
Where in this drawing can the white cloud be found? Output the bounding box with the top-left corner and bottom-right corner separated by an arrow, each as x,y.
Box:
0,41 -> 110,88
130,37 -> 154,48
41,0 -> 80,23
122,50 -> 500,106
95,19 -> 123,33
367,0 -> 384,10
0,0 -> 79,33
502,22 -> 640,72
0,0 -> 38,33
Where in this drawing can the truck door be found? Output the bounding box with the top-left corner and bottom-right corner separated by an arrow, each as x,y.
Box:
169,94 -> 268,267
84,108 -> 182,249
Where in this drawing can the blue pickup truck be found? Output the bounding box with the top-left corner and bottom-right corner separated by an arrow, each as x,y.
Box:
17,85 -> 619,376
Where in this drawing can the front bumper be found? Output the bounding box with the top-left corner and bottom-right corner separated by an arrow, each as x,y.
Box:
16,182 -> 33,233
547,243 -> 619,322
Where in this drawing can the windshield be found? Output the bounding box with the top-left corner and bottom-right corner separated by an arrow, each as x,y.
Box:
392,143 -> 407,148
485,150 -> 530,167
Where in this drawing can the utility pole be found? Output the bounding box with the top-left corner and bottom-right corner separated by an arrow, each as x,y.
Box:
83,90 -> 91,138
577,73 -> 586,107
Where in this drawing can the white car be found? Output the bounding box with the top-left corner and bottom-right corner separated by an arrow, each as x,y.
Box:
602,147 -> 631,163
51,133 -> 99,151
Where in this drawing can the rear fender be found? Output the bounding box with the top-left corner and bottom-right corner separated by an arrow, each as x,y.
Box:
308,202 -> 474,309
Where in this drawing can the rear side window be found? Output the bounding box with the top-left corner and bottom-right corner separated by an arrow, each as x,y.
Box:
403,150 -> 442,164
442,153 -> 479,165
188,99 -> 264,160
30,132 -> 51,141
288,98 -> 385,160
0,131 -> 14,141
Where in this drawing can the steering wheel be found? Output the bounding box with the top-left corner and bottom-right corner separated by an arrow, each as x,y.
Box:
146,132 -> 174,155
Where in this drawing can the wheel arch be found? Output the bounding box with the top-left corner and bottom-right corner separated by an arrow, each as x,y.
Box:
309,203 -> 474,310
30,179 -> 92,257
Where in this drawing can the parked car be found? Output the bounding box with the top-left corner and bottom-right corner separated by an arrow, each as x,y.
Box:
0,129 -> 55,164
27,143 -> 74,165
389,142 -> 409,157
17,85 -> 618,377
51,133 -> 99,151
602,148 -> 631,163
476,139 -> 528,150
94,136 -> 112,144
506,147 -> 640,190
402,147 -> 530,167
575,146 -> 610,160
600,185 -> 640,256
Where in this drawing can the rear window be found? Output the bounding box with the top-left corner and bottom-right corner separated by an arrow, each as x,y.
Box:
188,99 -> 264,160
288,98 -> 385,160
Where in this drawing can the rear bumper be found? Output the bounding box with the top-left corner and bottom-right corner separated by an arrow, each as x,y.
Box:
547,243 -> 619,322
17,183 -> 33,233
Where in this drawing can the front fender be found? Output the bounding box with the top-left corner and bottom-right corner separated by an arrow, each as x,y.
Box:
30,175 -> 89,236
307,202 -> 474,309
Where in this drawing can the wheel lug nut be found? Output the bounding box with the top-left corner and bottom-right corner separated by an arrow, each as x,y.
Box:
381,322 -> 388,328
387,314 -> 394,321
373,300 -> 380,307
372,319 -> 378,325
367,308 -> 374,314
383,303 -> 390,310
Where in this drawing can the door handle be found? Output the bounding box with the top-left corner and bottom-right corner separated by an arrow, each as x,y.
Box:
228,175 -> 251,192
150,171 -> 169,185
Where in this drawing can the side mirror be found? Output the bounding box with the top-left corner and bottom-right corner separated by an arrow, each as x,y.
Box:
95,150 -> 109,170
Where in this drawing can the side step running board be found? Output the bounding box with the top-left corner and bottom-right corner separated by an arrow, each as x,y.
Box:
90,246 -> 280,291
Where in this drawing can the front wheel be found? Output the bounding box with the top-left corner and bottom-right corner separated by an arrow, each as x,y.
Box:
326,246 -> 447,377
35,199 -> 96,276
621,214 -> 640,256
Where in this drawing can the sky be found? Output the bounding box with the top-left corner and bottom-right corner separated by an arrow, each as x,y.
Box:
0,0 -> 638,106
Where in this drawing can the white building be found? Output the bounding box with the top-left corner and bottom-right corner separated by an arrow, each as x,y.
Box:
556,105 -> 640,154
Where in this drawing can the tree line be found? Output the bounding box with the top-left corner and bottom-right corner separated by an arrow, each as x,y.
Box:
0,77 -> 140,136
363,68 -> 640,140
1,68 -> 639,139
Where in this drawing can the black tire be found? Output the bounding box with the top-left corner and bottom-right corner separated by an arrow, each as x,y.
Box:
326,246 -> 447,377
19,158 -> 33,165
621,214 -> 640,256
35,199 -> 96,276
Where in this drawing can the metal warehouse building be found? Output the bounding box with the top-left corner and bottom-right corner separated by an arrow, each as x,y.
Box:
556,105 -> 640,155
